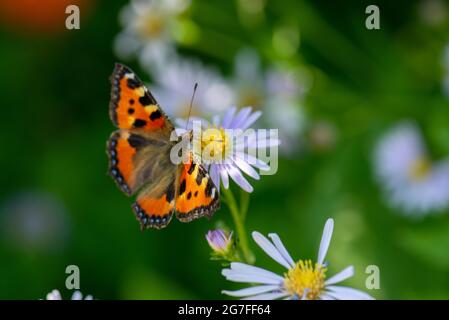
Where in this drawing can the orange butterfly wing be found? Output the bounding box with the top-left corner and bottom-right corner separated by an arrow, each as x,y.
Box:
175,161 -> 220,222
133,173 -> 176,230
109,63 -> 173,133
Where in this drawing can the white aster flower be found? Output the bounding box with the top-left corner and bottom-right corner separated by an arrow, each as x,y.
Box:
151,58 -> 235,117
0,191 -> 70,253
45,289 -> 93,300
177,107 -> 279,193
374,121 -> 449,215
232,49 -> 308,153
222,218 -> 373,300
114,0 -> 190,71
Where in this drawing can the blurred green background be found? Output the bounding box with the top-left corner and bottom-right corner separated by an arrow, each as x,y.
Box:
1,0 -> 449,299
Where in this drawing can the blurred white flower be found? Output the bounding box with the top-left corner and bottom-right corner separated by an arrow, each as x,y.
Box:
222,219 -> 373,300
45,289 -> 93,300
374,122 -> 449,215
232,49 -> 308,154
150,58 -> 235,117
114,0 -> 190,71
0,191 -> 70,253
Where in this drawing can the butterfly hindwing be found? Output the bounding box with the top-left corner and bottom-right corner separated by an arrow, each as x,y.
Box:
109,63 -> 173,134
175,161 -> 220,222
133,172 -> 177,230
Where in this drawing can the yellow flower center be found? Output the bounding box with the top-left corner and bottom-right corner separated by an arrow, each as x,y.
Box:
284,260 -> 326,300
199,127 -> 231,164
136,13 -> 165,39
408,158 -> 431,181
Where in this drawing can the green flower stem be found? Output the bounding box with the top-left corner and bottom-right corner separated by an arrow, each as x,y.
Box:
239,189 -> 250,222
222,187 -> 254,264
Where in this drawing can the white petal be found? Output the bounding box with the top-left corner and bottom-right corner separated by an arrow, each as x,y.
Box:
222,107 -> 237,128
317,218 -> 334,265
226,165 -> 253,192
233,157 -> 260,180
219,165 -> 229,189
325,266 -> 354,285
209,165 -> 221,192
241,111 -> 262,130
326,286 -> 375,300
252,231 -> 292,269
229,262 -> 285,282
319,292 -> 336,300
268,233 -> 295,268
222,285 -> 280,297
241,291 -> 290,300
222,272 -> 283,285
300,288 -> 309,300
231,107 -> 252,129
237,153 -> 270,171
71,291 -> 83,300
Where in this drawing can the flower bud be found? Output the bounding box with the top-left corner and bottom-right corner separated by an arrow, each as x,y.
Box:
206,229 -> 235,260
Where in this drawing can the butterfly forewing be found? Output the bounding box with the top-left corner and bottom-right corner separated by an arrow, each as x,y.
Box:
109,63 -> 173,134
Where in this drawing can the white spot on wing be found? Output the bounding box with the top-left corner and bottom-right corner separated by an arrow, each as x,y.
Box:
124,72 -> 135,79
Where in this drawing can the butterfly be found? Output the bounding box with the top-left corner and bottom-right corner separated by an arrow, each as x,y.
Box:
106,63 -> 220,230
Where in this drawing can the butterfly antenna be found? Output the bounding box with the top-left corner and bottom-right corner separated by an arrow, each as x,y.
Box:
185,82 -> 198,131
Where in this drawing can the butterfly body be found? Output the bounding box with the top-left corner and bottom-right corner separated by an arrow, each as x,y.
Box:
107,63 -> 219,230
